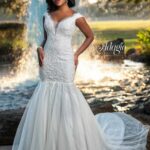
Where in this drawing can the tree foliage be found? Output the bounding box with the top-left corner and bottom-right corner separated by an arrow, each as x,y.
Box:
137,28 -> 150,55
0,0 -> 29,18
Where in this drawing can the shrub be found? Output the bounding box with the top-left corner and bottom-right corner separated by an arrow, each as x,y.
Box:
137,28 -> 150,55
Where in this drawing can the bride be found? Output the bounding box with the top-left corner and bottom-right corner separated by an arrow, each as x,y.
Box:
12,0 -> 150,150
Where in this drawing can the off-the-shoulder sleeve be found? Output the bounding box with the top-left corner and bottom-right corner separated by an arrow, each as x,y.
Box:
74,12 -> 85,22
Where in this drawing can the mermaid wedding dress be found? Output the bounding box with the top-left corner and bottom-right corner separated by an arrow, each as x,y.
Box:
12,11 -> 150,150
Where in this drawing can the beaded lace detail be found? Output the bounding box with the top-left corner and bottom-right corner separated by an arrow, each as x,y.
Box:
39,11 -> 84,83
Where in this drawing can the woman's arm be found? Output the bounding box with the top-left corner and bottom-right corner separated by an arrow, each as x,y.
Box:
74,17 -> 94,57
37,15 -> 47,67
40,16 -> 47,48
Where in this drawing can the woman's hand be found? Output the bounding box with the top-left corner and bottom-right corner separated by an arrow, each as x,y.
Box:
37,47 -> 44,67
74,53 -> 79,70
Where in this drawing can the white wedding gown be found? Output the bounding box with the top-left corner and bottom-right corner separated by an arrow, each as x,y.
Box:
12,11 -> 150,150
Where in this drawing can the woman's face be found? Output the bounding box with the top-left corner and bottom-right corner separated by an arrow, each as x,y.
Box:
52,0 -> 66,6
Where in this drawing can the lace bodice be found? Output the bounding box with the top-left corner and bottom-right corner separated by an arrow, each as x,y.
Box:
39,11 -> 84,83
44,11 -> 83,35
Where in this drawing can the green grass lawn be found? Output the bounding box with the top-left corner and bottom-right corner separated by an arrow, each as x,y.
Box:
89,20 -> 150,53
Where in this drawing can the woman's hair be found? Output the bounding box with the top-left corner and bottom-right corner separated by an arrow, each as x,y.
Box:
46,0 -> 75,12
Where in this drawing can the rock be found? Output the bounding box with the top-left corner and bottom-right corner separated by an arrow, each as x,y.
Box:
112,86 -> 123,91
118,102 -> 128,107
126,48 -> 136,58
143,103 -> 150,115
126,48 -> 150,64
0,145 -> 12,150
0,108 -> 25,145
127,101 -> 150,115
90,102 -> 114,115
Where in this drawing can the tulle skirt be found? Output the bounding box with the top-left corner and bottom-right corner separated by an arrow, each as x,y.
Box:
12,80 -> 150,150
